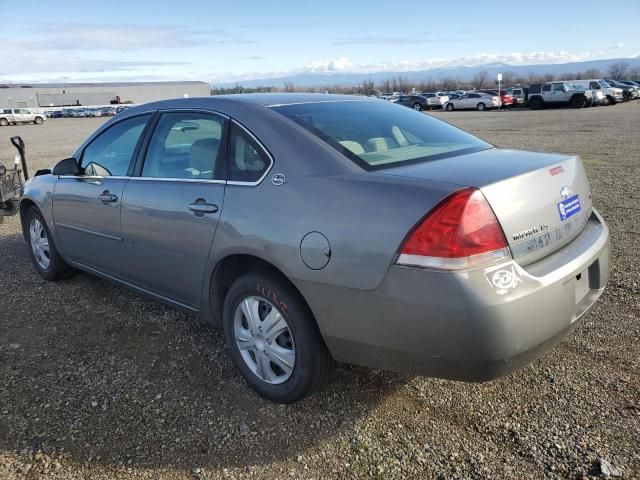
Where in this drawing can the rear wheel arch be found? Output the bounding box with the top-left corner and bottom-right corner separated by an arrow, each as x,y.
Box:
209,254 -> 320,331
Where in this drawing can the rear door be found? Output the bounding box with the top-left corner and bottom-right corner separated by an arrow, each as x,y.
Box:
119,110 -> 228,308
52,113 -> 151,274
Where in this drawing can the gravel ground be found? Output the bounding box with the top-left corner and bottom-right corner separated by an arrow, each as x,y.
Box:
0,104 -> 638,480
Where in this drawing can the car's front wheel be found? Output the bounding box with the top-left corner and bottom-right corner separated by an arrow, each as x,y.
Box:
412,103 -> 422,111
223,271 -> 334,403
445,103 -> 454,111
34,117 -> 44,125
25,206 -> 72,281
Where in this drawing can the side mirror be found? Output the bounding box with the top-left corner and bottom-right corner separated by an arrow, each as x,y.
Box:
53,157 -> 80,175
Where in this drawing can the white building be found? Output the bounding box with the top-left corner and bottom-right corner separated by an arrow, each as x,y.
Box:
0,81 -> 211,110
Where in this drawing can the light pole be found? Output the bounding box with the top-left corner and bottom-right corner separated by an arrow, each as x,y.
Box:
496,73 -> 503,111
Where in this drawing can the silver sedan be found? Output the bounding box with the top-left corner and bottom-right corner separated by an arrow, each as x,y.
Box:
20,94 -> 609,403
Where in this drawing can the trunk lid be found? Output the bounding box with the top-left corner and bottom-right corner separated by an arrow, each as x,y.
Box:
375,148 -> 593,266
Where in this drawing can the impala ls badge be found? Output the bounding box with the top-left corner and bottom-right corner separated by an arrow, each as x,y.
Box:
271,173 -> 286,186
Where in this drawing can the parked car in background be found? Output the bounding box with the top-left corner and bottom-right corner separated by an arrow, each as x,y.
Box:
479,90 -> 513,107
527,82 -> 593,109
0,108 -> 46,126
571,80 -> 624,105
70,109 -> 87,118
19,94 -> 610,403
605,79 -> 638,101
99,106 -> 117,116
506,87 -> 527,106
420,92 -> 449,109
46,110 -> 63,118
443,92 -> 500,111
391,94 -> 429,111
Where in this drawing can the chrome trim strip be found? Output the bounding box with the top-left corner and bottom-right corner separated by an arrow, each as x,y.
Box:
67,260 -> 199,312
266,99 -> 369,107
127,177 -> 226,184
227,120 -> 274,187
57,223 -> 122,242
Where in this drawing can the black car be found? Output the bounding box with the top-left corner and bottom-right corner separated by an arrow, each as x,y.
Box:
392,95 -> 429,111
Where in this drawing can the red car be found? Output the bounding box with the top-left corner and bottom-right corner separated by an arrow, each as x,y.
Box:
480,90 -> 514,107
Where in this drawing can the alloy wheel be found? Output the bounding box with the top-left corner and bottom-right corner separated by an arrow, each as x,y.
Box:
29,217 -> 50,270
234,296 -> 295,384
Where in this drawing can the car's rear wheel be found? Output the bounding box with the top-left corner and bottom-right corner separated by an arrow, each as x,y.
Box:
25,206 -> 72,281
0,118 -> 8,127
222,270 -> 334,403
476,102 -> 486,111
412,103 -> 422,111
445,103 -> 454,111
529,97 -> 543,109
34,117 -> 44,125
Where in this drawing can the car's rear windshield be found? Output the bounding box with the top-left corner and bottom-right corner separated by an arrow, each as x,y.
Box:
271,100 -> 491,170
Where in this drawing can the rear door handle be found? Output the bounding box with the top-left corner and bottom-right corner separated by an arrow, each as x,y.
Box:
98,191 -> 118,203
188,199 -> 219,216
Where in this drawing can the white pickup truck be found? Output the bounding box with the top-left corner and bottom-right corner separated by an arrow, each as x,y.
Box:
0,108 -> 46,126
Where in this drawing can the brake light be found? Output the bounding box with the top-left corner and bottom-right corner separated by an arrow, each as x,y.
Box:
396,188 -> 511,270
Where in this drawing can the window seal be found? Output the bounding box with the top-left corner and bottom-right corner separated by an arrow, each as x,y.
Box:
226,120 -> 274,187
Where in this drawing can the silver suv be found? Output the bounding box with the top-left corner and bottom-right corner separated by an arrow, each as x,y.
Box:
527,82 -> 592,109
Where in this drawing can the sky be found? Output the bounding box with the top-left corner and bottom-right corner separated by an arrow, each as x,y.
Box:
0,0 -> 638,84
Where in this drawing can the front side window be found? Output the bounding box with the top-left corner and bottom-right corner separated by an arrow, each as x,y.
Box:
552,84 -> 564,92
272,100 -> 490,170
228,124 -> 271,183
81,114 -> 150,176
141,112 -> 226,179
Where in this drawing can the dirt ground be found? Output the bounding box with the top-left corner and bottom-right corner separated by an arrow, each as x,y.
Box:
0,103 -> 638,480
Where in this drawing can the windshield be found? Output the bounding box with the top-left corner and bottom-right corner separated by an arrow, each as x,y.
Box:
271,100 -> 491,169
599,80 -> 611,88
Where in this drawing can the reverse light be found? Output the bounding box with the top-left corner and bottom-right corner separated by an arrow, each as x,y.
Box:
396,188 -> 511,270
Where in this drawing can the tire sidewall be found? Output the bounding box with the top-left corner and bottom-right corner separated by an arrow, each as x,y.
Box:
477,103 -> 486,111
222,271 -> 328,403
25,206 -> 68,281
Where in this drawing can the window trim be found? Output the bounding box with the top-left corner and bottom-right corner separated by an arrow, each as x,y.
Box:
132,108 -> 230,182
226,120 -> 274,187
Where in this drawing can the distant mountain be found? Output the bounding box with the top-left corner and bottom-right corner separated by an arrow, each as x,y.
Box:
214,57 -> 640,88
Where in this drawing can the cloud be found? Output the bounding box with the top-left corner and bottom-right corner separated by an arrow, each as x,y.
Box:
3,24 -> 251,52
609,42 -> 625,49
331,34 -> 505,46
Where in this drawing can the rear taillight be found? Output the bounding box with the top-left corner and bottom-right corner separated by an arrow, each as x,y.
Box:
396,188 -> 511,270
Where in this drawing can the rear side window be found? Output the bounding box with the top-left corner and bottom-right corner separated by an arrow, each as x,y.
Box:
228,124 -> 271,183
542,85 -> 551,92
141,112 -> 226,180
81,114 -> 150,176
272,100 -> 490,170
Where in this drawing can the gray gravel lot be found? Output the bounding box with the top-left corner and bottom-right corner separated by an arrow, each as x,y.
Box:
0,104 -> 638,480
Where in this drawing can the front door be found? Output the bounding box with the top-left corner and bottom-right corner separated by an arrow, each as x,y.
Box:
119,111 -> 228,308
52,114 -> 151,274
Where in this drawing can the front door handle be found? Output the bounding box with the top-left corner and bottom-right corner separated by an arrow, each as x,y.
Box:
188,199 -> 219,216
98,191 -> 118,203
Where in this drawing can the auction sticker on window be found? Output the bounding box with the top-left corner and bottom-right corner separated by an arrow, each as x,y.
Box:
557,194 -> 581,221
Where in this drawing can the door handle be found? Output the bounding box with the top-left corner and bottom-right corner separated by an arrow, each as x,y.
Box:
98,191 -> 118,203
188,199 -> 218,216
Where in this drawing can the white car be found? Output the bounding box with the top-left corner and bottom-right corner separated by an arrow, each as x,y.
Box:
443,92 -> 500,111
70,109 -> 87,118
570,79 -> 624,105
420,92 -> 450,109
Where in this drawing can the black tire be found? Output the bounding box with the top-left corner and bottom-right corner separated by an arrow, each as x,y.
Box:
222,270 -> 334,403
0,211 -> 4,224
445,103 -> 454,111
24,206 -> 73,281
606,95 -> 616,105
412,103 -> 422,111
476,102 -> 486,111
571,95 -> 586,108
0,118 -> 8,127
529,97 -> 543,110
34,116 -> 44,125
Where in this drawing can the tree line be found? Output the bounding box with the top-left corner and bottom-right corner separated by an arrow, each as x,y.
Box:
211,61 -> 640,96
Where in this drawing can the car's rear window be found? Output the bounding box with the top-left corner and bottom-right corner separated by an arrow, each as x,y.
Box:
271,101 -> 490,170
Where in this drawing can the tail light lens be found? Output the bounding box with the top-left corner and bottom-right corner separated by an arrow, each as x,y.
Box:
396,188 -> 511,270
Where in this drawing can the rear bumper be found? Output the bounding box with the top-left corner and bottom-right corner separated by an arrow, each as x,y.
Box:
298,209 -> 609,381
